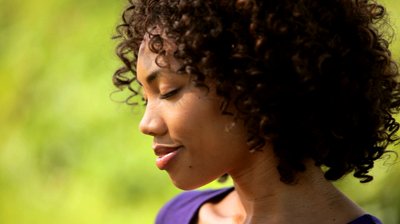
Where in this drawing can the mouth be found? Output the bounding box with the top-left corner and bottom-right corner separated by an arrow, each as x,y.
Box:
153,145 -> 182,170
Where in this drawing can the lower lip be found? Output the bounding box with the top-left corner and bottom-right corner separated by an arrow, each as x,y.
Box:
156,148 -> 180,170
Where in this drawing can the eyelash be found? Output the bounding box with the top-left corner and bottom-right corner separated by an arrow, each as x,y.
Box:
159,89 -> 180,99
141,88 -> 180,106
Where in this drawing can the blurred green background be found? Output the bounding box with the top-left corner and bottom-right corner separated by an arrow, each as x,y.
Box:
0,0 -> 399,223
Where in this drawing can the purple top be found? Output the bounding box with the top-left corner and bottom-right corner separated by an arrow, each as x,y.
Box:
155,187 -> 382,224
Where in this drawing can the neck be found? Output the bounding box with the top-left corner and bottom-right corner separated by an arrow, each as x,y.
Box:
227,147 -> 364,224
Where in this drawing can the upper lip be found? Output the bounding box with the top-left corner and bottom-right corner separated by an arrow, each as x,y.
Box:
153,144 -> 181,157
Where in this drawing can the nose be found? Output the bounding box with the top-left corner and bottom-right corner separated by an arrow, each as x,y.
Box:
139,103 -> 167,136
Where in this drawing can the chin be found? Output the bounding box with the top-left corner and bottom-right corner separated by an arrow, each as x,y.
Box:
171,178 -> 204,191
169,174 -> 216,191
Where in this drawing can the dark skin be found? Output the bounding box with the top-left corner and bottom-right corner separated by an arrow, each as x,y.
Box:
137,35 -> 365,224
196,161 -> 364,224
115,1 -> 399,223
115,0 -> 400,186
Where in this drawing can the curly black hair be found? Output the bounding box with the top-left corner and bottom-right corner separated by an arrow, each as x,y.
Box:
113,0 -> 400,184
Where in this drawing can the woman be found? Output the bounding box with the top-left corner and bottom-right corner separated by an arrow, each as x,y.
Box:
113,0 -> 400,223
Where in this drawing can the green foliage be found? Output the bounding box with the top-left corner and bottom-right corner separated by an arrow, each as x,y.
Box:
0,0 -> 399,223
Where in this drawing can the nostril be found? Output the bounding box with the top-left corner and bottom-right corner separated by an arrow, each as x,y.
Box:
139,112 -> 166,137
139,119 -> 152,135
139,125 -> 153,136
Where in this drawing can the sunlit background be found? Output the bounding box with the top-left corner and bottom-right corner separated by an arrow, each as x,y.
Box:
0,0 -> 399,223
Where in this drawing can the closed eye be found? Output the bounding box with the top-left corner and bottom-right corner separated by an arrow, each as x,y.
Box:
159,88 -> 180,99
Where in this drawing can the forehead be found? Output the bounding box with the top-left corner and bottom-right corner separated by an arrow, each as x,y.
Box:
138,37 -> 155,71
137,41 -> 157,86
137,34 -> 180,79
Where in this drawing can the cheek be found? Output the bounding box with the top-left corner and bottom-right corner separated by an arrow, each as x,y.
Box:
165,94 -> 224,136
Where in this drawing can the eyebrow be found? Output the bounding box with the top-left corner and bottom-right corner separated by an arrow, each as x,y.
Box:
137,70 -> 161,86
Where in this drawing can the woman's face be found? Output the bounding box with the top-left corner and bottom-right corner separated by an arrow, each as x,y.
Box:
137,39 -> 251,190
